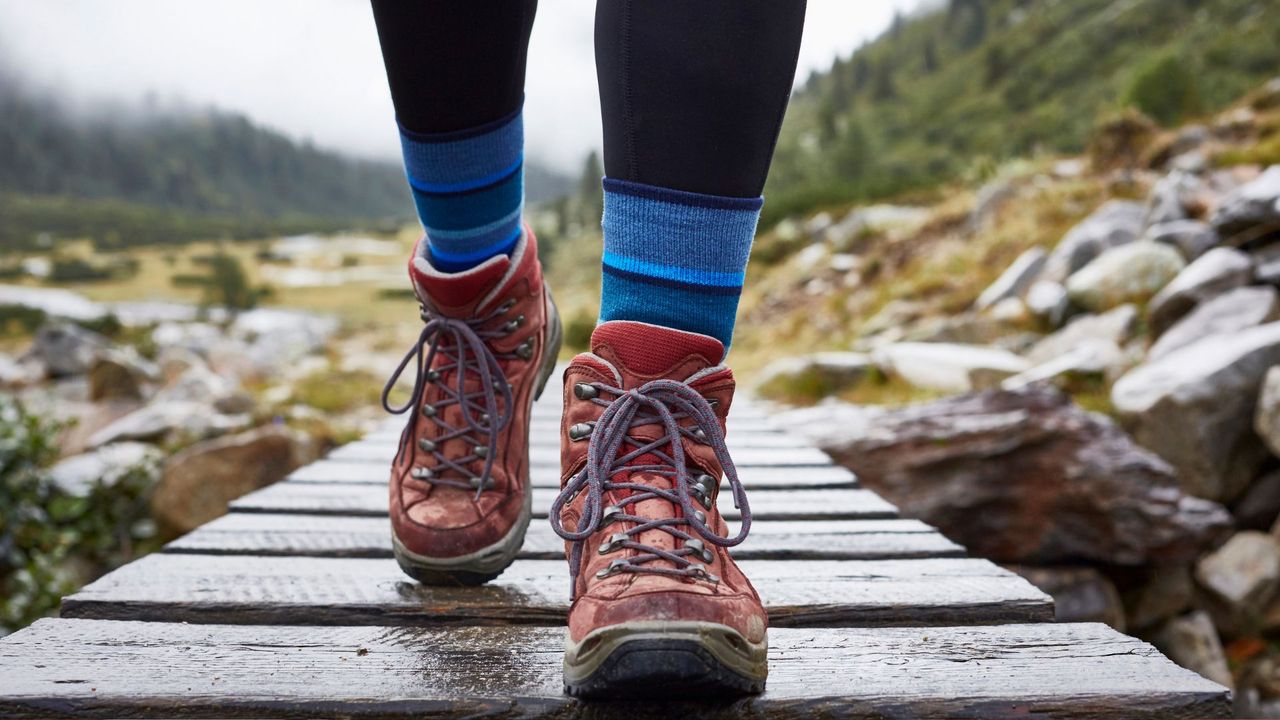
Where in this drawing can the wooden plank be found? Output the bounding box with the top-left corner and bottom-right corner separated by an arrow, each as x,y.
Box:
365,426 -> 810,449
235,483 -> 877,522
164,514 -> 957,562
286,460 -> 858,489
0,619 -> 1229,718
61,555 -> 1048,628
327,440 -> 834,468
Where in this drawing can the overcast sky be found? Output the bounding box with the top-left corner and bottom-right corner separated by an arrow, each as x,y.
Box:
0,0 -> 921,172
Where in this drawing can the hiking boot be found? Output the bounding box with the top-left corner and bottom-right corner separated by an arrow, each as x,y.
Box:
550,320 -> 767,698
383,228 -> 562,585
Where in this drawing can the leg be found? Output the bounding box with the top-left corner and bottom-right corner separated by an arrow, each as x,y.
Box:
594,0 -> 807,350
372,1 -> 536,271
554,0 -> 805,699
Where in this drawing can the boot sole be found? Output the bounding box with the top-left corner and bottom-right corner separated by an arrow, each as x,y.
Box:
563,621 -> 768,699
392,286 -> 564,586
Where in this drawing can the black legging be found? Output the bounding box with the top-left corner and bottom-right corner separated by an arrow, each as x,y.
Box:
371,0 -> 806,199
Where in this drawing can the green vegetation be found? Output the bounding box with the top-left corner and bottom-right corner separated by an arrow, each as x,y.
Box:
0,399 -> 161,632
764,0 -> 1280,226
172,250 -> 272,311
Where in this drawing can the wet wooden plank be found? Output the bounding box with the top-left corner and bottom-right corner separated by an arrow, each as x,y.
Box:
0,619 -> 1228,719
164,514 -> 957,562
327,440 -> 833,468
285,460 -> 858,489
61,555 -> 1048,628
234,483 -> 876,522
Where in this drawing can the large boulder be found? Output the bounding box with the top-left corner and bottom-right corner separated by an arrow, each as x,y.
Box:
22,323 -> 109,378
47,442 -> 163,497
1025,280 -> 1070,326
1147,247 -> 1254,336
784,386 -> 1230,565
872,342 -> 1030,393
1212,165 -> 1280,242
1151,611 -> 1233,690
1010,566 -> 1126,629
1002,338 -> 1125,391
1065,242 -> 1185,312
86,400 -> 252,448
1112,321 -> 1280,502
974,247 -> 1046,311
1042,200 -> 1146,282
1144,170 -> 1204,227
152,425 -> 322,534
1256,365 -> 1280,457
1196,531 -> 1280,634
1144,219 -> 1220,261
1149,285 -> 1280,360
1025,305 -> 1138,366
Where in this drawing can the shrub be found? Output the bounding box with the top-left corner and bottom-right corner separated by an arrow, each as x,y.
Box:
1124,53 -> 1203,126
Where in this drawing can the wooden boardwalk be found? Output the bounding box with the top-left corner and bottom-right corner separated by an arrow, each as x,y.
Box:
0,376 -> 1230,718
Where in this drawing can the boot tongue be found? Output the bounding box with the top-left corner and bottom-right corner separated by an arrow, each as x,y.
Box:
409,252 -> 511,318
590,321 -> 725,381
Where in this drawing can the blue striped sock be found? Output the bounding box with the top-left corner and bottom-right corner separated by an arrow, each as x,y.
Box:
599,178 -> 763,352
399,107 -> 524,273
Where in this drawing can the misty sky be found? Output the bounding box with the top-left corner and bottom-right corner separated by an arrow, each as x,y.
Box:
0,0 -> 921,172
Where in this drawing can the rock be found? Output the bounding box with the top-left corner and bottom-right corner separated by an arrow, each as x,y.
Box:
88,350 -> 157,402
1145,170 -> 1203,227
1125,565 -> 1194,631
1234,470 -> 1280,531
1212,165 -> 1280,242
156,346 -> 206,383
0,353 -> 43,388
1149,286 -> 1280,361
968,179 -> 1015,231
1113,322 -> 1280,501
988,297 -> 1029,324
1148,247 -> 1254,336
1010,566 -> 1126,630
1026,305 -> 1138,366
1042,200 -> 1146,282
47,442 -> 163,497
1151,611 -> 1233,689
803,211 -> 833,240
1256,366 -> 1280,457
974,247 -> 1046,311
1025,280 -> 1070,326
791,386 -> 1231,565
1256,242 -> 1280,285
1002,338 -> 1125,390
872,342 -> 1030,393
1144,219 -> 1220,261
1065,241 -> 1185,311
152,425 -> 322,534
1196,531 -> 1280,628
900,313 -> 1016,346
1252,77 -> 1280,111
21,323 -> 109,378
754,352 -> 871,399
151,321 -> 224,356
86,401 -> 251,448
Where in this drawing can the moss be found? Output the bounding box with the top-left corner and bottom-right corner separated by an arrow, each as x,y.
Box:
289,369 -> 381,414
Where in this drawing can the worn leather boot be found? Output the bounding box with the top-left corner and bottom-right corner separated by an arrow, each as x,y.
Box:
383,228 -> 561,585
551,320 -> 767,698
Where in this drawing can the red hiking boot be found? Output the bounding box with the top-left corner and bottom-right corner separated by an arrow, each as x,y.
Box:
550,320 -> 767,698
383,228 -> 561,585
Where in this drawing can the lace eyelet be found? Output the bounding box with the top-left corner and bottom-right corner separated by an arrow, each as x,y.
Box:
689,563 -> 719,583
515,338 -> 535,360
601,505 -> 622,525
691,427 -> 709,443
568,421 -> 596,441
501,314 -> 525,333
573,382 -> 598,400
420,404 -> 436,418
468,476 -> 494,490
596,558 -> 629,579
685,538 -> 714,564
691,509 -> 706,525
497,299 -> 516,314
425,369 -> 440,382
410,466 -> 434,480
417,438 -> 437,453
598,532 -> 628,555
473,445 -> 488,458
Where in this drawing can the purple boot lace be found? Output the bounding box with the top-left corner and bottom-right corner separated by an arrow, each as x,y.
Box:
549,378 -> 752,598
382,302 -> 520,501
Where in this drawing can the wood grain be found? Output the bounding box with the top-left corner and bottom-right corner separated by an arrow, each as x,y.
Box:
62,555 -> 1051,627
163,514 -> 962,561
0,619 -> 1228,719
286,460 -> 858,489
234,483 -> 877,522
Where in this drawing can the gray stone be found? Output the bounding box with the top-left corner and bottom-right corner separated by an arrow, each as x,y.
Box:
1025,280 -> 1070,326
1149,286 -> 1280,361
1010,566 -> 1126,630
88,350 -> 157,402
1002,338 -> 1125,390
968,179 -> 1015,231
1256,243 -> 1280,285
1148,247 -> 1254,336
1256,366 -> 1280,457
22,323 -> 109,378
1145,170 -> 1204,227
1026,305 -> 1138,366
974,247 -> 1047,311
1143,219 -> 1220,260
1212,165 -> 1280,242
754,352 -> 871,399
156,346 -> 207,383
0,353 -> 43,388
1113,322 -> 1280,501
1196,531 -> 1280,624
1233,470 -> 1280,531
1151,611 -> 1233,690
1065,241 -> 1185,312
47,442 -> 163,497
1042,200 -> 1146,282
1125,565 -> 1194,631
790,386 -> 1231,565
872,342 -> 1030,393
86,401 -> 251,448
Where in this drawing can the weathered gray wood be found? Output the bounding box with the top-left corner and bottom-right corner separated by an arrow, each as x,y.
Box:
0,619 -> 1229,719
286,460 -> 858,489
366,426 -> 810,449
328,440 -> 834,468
234,483 -> 876,522
62,555 -> 1050,627
164,514 -> 962,562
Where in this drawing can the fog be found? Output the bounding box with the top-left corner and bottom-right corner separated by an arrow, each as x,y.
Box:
0,0 -> 921,172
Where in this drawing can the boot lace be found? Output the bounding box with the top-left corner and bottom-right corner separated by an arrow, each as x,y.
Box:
549,378 -> 752,598
382,302 -> 522,501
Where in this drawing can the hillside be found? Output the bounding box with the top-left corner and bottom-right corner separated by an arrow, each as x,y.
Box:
764,0 -> 1280,224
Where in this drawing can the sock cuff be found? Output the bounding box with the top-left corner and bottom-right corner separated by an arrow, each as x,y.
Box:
399,109 -> 523,193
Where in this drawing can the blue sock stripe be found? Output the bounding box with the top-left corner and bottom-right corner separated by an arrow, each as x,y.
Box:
399,112 -> 523,187
424,205 -> 523,241
407,158 -> 522,195
410,171 -> 523,231
429,226 -> 523,264
599,177 -> 762,349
